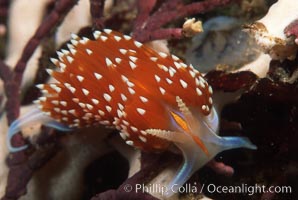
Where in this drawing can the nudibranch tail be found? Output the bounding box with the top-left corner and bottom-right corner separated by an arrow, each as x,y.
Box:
8,108 -> 72,152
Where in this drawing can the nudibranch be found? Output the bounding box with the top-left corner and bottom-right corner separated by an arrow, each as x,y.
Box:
7,29 -> 256,196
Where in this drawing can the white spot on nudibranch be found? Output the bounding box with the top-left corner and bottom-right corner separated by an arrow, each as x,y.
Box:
50,58 -> 58,65
122,120 -> 129,126
94,72 -> 102,80
46,69 -> 53,75
71,39 -> 78,46
174,62 -> 181,69
86,49 -> 93,55
124,35 -> 131,40
137,108 -> 146,115
106,106 -> 112,112
119,132 -> 127,140
61,110 -> 68,115
60,101 -> 67,107
39,97 -> 46,102
66,56 -> 74,63
154,75 -> 161,82
158,52 -> 167,58
86,104 -> 93,110
59,63 -> 66,70
209,97 -> 213,104
79,103 -> 85,108
72,98 -> 79,103
118,103 -> 124,110
51,100 -> 59,105
69,109 -> 76,115
36,84 -> 44,89
159,87 -> 166,95
100,120 -> 110,125
136,129 -> 146,136
150,57 -> 158,62
105,57 -> 113,67
121,75 -> 128,82
92,98 -> 99,105
169,67 -> 176,77
180,79 -> 188,88
61,49 -> 69,56
77,75 -> 84,82
134,41 -> 143,48
171,54 -> 179,61
100,35 -> 108,42
140,96 -> 148,103
115,58 -> 122,64
80,37 -> 89,44
128,87 -> 135,95
50,84 -> 62,93
103,29 -> 112,34
57,51 -> 64,59
180,62 -> 187,68
41,89 -> 48,94
103,93 -> 112,102
129,49 -> 136,54
64,83 -> 71,87
199,80 -> 205,88
196,88 -> 202,96
114,35 -> 121,41
189,64 -> 195,70
129,56 -> 138,63
71,33 -> 79,40
161,65 -> 168,72
126,140 -> 134,146
189,70 -> 196,78
131,126 -> 138,132
121,93 -> 127,101
98,110 -> 105,116
166,78 -> 173,84
208,86 -> 213,94
119,49 -> 127,55
82,88 -> 89,96
93,31 -> 101,39
69,86 -> 76,93
139,136 -> 147,143
127,81 -> 134,87
129,61 -> 137,69
109,84 -> 115,92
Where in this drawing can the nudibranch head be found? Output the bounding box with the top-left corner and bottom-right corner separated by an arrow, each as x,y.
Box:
8,29 -> 257,197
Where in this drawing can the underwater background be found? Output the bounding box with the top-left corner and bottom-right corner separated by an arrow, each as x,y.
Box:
0,0 -> 297,200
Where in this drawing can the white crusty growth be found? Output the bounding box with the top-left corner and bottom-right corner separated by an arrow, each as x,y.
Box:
247,0 -> 298,60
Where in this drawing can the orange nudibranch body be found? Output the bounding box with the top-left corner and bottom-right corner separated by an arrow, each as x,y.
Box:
7,29 -> 256,197
38,29 -> 213,151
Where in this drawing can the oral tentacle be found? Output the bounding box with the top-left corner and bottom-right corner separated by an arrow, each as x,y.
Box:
164,142 -> 201,197
218,136 -> 257,151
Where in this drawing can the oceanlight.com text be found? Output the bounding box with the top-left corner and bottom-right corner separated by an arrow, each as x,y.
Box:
122,183 -> 292,196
